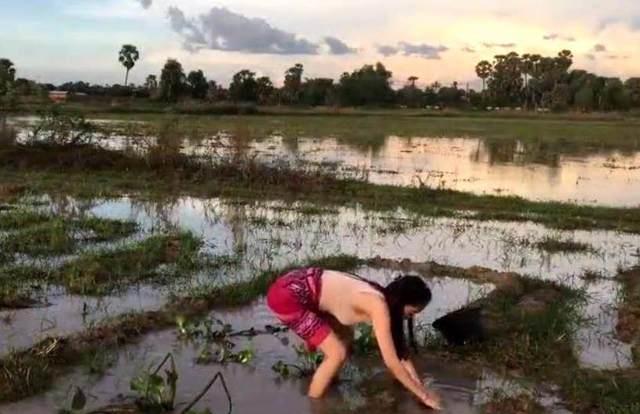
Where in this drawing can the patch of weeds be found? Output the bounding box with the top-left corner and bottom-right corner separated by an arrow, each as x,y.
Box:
0,216 -> 137,257
353,324 -> 377,355
616,266 -> 640,352
79,347 -> 118,375
0,209 -> 50,231
58,231 -> 201,295
130,353 -> 179,412
482,391 -> 544,414
1,219 -> 73,256
248,216 -> 290,228
581,269 -> 608,282
0,266 -> 48,309
533,235 -> 594,254
429,276 -> 640,413
0,351 -> 52,402
196,345 -> 255,365
564,370 -> 640,414
127,353 -> 232,414
73,216 -> 138,242
272,345 -> 324,379
0,249 -> 11,266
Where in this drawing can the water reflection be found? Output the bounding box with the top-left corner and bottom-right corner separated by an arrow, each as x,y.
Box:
3,194 -> 638,369
7,116 -> 640,206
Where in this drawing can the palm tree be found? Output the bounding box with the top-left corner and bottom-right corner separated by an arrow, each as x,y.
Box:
408,76 -> 419,88
475,60 -> 493,98
118,45 -> 140,87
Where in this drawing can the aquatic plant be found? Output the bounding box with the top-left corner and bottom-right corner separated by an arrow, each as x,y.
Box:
272,345 -> 324,379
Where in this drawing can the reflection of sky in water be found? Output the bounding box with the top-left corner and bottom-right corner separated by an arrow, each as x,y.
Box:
9,117 -> 640,206
186,134 -> 640,207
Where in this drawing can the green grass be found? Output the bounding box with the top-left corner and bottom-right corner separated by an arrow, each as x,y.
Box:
0,231 -> 201,302
0,214 -> 137,257
0,209 -> 50,231
89,112 -> 640,153
57,232 -> 201,295
4,168 -> 640,234
0,266 -> 47,309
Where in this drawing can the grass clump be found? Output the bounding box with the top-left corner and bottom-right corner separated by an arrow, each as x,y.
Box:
616,266 -> 640,366
57,232 -> 201,295
0,266 -> 48,309
0,352 -> 52,402
482,392 -> 545,414
0,216 -> 137,257
533,235 -> 594,254
0,209 -> 50,231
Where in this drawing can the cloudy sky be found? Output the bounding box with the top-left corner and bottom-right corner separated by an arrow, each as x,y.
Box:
2,0 -> 639,88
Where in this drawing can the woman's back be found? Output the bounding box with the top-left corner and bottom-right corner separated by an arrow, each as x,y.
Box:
319,270 -> 384,325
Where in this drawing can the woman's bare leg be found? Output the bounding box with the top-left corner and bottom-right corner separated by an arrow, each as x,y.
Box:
308,331 -> 347,398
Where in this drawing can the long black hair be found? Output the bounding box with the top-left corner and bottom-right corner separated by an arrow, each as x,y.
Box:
351,273 -> 432,359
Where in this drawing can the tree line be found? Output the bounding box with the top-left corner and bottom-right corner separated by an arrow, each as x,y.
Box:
1,44 -> 639,111
475,50 -> 640,111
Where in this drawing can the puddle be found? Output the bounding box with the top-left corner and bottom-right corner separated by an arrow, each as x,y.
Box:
0,276 -> 567,414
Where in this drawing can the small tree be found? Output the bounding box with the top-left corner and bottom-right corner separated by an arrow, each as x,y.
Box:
159,59 -> 186,103
0,58 -> 16,96
229,70 -> 258,102
187,70 -> 208,100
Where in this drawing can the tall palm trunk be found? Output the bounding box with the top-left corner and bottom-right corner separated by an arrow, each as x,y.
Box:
124,69 -> 130,87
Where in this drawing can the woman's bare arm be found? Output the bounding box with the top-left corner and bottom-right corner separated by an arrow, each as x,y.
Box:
356,294 -> 441,410
401,358 -> 421,383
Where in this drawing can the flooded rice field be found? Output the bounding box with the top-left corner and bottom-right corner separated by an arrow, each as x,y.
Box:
7,115 -> 640,206
2,114 -> 640,413
190,134 -> 640,207
1,196 -> 638,363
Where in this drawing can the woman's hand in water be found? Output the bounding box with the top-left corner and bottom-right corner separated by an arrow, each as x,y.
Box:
419,389 -> 442,410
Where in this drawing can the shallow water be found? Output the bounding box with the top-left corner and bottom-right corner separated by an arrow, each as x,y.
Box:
208,134 -> 640,207
0,285 -> 164,353
8,116 -> 640,206
2,195 -> 638,368
0,292 -> 569,414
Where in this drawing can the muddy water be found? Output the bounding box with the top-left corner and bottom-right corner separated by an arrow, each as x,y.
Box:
3,195 -> 638,369
0,276 -> 566,414
0,286 -> 164,352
